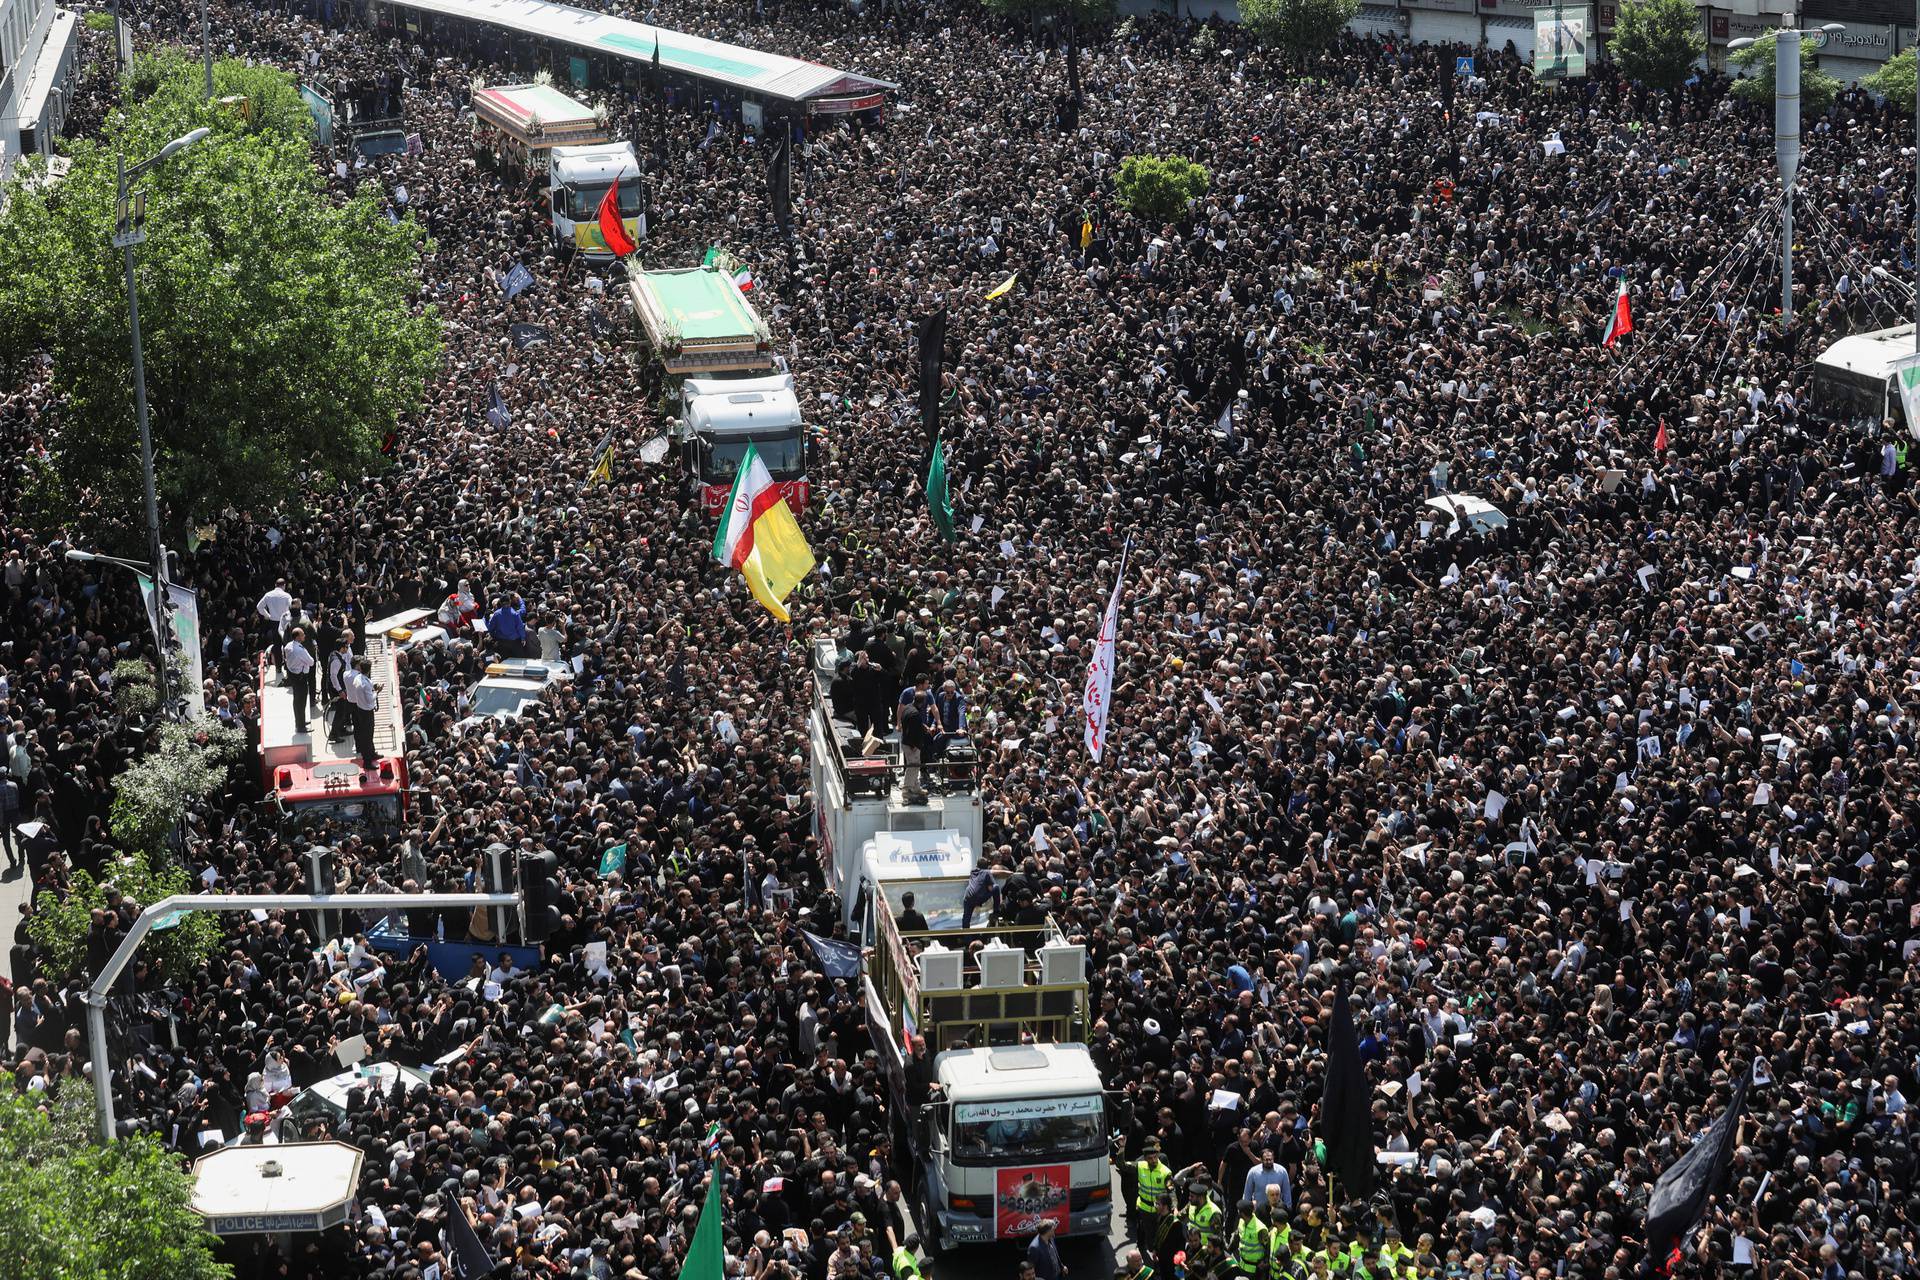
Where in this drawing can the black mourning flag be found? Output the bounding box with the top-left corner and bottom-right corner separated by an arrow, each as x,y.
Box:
768,132 -> 792,238
800,929 -> 861,980
440,1188 -> 498,1280
1318,984 -> 1375,1202
917,309 -> 947,446
1643,1075 -> 1749,1270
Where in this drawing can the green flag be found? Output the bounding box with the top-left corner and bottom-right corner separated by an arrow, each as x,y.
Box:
676,1164 -> 726,1280
702,245 -> 722,268
927,435 -> 955,543
598,843 -> 629,877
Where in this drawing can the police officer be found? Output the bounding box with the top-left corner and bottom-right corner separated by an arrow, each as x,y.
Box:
1178,1168 -> 1225,1256
888,1230 -> 925,1280
1376,1227 -> 1411,1279
1234,1202 -> 1270,1279
1262,1194 -> 1293,1261
1135,1140 -> 1173,1247
1269,1239 -> 1303,1280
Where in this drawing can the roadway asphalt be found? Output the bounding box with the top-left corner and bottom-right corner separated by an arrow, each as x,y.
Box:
1,843 -> 30,984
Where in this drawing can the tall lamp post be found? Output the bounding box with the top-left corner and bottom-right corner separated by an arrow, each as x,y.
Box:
1729,21 -> 1845,326
113,127 -> 210,720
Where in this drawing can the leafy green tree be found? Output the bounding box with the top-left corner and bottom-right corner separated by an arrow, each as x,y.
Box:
1730,32 -> 1840,115
0,50 -> 440,551
26,717 -> 239,980
0,1091 -> 231,1280
1114,154 -> 1211,225
1239,0 -> 1360,62
1865,47 -> 1915,105
26,847 -> 224,980
1610,0 -> 1706,91
130,48 -> 317,144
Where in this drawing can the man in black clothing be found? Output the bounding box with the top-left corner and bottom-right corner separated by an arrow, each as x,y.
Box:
895,892 -> 928,933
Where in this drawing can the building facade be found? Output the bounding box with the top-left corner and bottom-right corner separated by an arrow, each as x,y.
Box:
0,0 -> 79,183
1128,0 -> 1909,86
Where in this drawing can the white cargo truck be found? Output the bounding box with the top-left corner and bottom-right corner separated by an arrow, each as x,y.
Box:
807,639 -> 1109,1256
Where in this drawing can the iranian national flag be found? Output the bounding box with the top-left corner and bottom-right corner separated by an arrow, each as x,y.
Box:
711,441 -> 814,622
1601,281 -> 1633,347
732,265 -> 754,293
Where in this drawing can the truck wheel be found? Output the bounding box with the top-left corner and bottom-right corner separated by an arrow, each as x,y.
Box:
919,1191 -> 950,1262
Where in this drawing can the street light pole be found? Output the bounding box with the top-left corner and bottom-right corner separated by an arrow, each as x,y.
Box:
113,128 -> 209,721
201,0 -> 214,99
113,151 -> 173,721
83,891 -> 524,1144
1729,24 -> 1843,329
1778,27 -> 1800,325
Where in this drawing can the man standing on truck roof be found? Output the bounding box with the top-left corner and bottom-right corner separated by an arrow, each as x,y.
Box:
284,626 -> 317,737
344,656 -> 380,769
256,577 -> 292,675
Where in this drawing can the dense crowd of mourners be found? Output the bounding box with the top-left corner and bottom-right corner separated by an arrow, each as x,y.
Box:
4,0 -> 1920,1278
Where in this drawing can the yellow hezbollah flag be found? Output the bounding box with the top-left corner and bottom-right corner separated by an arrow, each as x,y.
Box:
710,442 -> 814,621
1080,217 -> 1093,249
985,272 -> 1018,301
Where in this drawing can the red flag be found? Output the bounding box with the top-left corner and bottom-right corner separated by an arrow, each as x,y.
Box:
1601,281 -> 1633,348
597,181 -> 636,258
1654,419 -> 1669,454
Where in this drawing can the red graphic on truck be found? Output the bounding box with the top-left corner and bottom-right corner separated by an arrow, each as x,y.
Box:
995,1165 -> 1070,1240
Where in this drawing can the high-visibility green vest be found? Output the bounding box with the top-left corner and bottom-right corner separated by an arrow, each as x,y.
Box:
1237,1217 -> 1270,1269
891,1247 -> 924,1280
1136,1160 -> 1171,1212
1187,1197 -> 1223,1244
1269,1222 -> 1292,1253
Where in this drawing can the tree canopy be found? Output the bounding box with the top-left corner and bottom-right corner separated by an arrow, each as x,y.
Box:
0,1091 -> 231,1280
1864,48 -> 1915,106
1729,32 -> 1840,116
1114,154 -> 1211,225
1610,0 -> 1706,93
0,49 -> 440,551
1238,0 -> 1360,61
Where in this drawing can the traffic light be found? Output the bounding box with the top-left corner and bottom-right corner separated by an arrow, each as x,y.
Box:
518,850 -> 563,944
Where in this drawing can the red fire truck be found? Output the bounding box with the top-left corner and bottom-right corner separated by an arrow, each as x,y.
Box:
257,613 -> 411,827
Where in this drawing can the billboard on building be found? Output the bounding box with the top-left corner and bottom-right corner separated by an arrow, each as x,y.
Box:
1535,4 -> 1591,78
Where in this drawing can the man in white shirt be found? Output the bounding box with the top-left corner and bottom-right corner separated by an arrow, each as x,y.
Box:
256,578 -> 293,674
344,656 -> 380,769
283,627 -> 317,736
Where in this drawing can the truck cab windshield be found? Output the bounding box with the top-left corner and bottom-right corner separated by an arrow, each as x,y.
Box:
705,435 -> 804,481
951,1105 -> 1104,1163
563,182 -> 641,220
